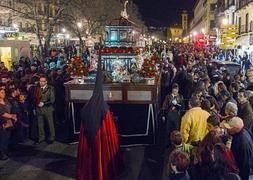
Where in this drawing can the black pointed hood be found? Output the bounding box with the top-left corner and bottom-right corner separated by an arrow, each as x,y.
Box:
81,43 -> 109,146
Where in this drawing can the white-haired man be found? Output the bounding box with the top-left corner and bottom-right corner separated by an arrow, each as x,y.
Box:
222,117 -> 253,180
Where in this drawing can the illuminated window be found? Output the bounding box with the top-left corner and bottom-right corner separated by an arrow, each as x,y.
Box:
110,31 -> 118,41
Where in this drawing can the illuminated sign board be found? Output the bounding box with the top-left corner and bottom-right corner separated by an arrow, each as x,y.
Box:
0,26 -> 19,33
4,32 -> 19,38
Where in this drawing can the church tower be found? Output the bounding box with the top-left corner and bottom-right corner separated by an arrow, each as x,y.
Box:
182,10 -> 188,32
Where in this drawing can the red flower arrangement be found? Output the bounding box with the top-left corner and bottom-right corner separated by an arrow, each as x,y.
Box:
66,56 -> 89,77
101,47 -> 139,54
140,54 -> 160,78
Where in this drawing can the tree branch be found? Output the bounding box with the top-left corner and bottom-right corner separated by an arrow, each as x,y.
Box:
0,4 -> 34,20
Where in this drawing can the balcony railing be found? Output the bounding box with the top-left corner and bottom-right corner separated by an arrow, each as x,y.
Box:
236,0 -> 253,10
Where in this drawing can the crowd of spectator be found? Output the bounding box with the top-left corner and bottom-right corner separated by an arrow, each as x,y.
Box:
0,46 -> 75,161
162,43 -> 253,180
1,42 -> 253,180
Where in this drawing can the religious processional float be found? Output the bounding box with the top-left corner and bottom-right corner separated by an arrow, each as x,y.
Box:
64,1 -> 161,146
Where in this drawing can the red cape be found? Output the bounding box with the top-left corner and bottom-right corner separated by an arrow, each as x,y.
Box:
77,111 -> 123,180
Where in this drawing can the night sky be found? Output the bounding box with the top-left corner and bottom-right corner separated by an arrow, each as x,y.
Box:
132,0 -> 197,27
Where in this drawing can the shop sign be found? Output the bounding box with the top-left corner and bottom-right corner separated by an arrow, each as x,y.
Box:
4,32 -> 19,38
0,26 -> 19,33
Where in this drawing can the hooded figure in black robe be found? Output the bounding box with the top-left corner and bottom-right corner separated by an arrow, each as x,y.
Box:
76,43 -> 123,180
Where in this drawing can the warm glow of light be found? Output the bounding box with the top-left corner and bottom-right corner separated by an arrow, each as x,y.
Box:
201,28 -> 205,34
62,28 -> 66,33
12,24 -> 18,28
222,18 -> 228,25
193,31 -> 197,36
77,22 -> 82,28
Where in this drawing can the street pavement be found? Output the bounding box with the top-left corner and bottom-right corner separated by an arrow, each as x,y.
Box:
0,141 -> 166,180
0,118 -> 167,180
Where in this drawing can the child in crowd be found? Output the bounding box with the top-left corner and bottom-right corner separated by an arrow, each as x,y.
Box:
168,150 -> 190,180
18,92 -> 29,142
164,130 -> 193,179
170,130 -> 193,155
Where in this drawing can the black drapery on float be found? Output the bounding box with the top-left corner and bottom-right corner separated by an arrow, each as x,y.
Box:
76,42 -> 123,180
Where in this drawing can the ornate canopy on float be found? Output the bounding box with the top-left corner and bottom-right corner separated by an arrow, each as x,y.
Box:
104,17 -> 140,48
104,0 -> 140,48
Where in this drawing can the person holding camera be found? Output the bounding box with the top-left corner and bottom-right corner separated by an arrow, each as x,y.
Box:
162,83 -> 185,140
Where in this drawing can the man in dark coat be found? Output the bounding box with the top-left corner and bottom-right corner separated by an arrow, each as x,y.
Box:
222,117 -> 253,180
35,75 -> 55,144
54,69 -> 65,124
238,89 -> 253,131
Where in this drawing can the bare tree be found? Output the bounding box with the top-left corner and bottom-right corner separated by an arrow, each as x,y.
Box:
0,0 -> 146,59
127,1 -> 148,34
69,0 -> 122,36
62,8 -> 86,54
66,0 -> 146,49
0,0 -> 70,60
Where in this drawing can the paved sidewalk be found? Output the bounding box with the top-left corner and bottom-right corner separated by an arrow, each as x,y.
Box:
0,140 -> 166,180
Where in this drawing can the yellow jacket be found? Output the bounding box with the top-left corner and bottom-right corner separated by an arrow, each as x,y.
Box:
180,107 -> 210,144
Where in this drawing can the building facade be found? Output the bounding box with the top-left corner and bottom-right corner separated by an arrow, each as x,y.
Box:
182,10 -> 188,33
190,0 -> 218,42
0,0 -> 59,44
168,25 -> 184,42
168,11 -> 188,42
235,0 -> 253,54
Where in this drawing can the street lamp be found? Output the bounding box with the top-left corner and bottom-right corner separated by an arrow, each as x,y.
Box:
222,18 -> 228,25
12,24 -> 18,28
62,28 -> 66,33
201,28 -> 205,34
193,31 -> 197,36
77,22 -> 82,28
